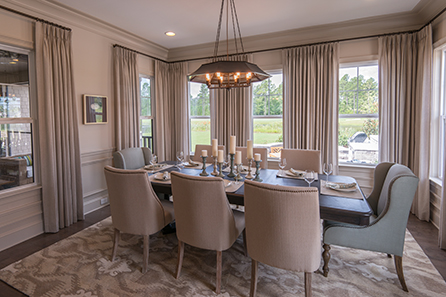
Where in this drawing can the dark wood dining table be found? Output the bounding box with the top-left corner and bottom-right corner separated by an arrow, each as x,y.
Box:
149,162 -> 373,226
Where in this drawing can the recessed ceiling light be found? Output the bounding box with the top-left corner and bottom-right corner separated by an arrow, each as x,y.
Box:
165,31 -> 176,37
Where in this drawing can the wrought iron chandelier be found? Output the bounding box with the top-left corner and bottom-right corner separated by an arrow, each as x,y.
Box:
189,0 -> 270,89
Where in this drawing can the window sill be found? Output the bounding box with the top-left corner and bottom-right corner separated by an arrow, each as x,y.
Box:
430,177 -> 442,188
339,163 -> 377,169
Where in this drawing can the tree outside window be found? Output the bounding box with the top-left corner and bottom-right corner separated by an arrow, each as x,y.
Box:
189,83 -> 210,154
338,64 -> 379,164
140,75 -> 154,151
252,73 -> 283,158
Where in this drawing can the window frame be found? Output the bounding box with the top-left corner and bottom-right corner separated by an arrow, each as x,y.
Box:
139,74 -> 155,151
338,61 -> 379,166
188,82 -> 211,155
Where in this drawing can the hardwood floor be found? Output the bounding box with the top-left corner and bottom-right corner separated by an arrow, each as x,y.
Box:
0,208 -> 444,297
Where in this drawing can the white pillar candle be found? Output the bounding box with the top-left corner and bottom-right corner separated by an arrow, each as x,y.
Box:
201,150 -> 207,157
218,150 -> 224,163
235,151 -> 241,164
254,153 -> 261,161
247,140 -> 253,159
212,139 -> 218,156
229,135 -> 236,154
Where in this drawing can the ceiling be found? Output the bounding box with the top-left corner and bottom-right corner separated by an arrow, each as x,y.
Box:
45,0 -> 442,51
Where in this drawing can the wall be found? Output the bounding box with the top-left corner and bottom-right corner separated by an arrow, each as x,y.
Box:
0,0 -> 164,250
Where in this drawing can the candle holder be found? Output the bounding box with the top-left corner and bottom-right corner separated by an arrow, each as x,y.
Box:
227,153 -> 236,178
217,162 -> 225,177
245,158 -> 254,180
211,155 -> 219,176
253,159 -> 263,182
200,156 -> 209,176
235,163 -> 243,182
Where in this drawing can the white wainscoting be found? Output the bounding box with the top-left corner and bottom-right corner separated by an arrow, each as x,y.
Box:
81,148 -> 114,214
430,179 -> 442,229
0,185 -> 43,251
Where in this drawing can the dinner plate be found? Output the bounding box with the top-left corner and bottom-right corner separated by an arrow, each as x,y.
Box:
144,164 -> 164,170
325,181 -> 357,192
153,172 -> 171,181
285,170 -> 304,177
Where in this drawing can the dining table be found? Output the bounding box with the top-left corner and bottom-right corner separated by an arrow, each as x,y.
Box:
147,161 -> 373,226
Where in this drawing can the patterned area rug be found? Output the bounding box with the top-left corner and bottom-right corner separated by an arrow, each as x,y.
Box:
1,217 -> 445,297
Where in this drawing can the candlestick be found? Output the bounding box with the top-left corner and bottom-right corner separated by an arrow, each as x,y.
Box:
247,140 -> 253,159
245,158 -> 254,179
200,156 -> 209,176
211,155 -> 219,176
229,135 -> 236,154
212,139 -> 218,157
253,159 -> 263,182
235,163 -> 243,182
217,162 -> 225,177
228,153 -> 235,178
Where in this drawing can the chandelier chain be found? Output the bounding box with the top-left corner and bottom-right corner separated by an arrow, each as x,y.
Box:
231,0 -> 245,54
213,0 -> 225,60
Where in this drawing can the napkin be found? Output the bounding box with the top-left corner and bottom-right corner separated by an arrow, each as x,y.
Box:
185,160 -> 200,167
289,168 -> 305,176
325,181 -> 356,190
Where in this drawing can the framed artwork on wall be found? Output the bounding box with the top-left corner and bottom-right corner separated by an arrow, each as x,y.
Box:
83,94 -> 107,124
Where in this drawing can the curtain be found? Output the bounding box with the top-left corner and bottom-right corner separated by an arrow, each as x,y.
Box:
210,54 -> 253,149
113,47 -> 140,150
154,60 -> 189,161
282,43 -> 339,172
35,22 -> 84,232
440,119 -> 446,249
378,25 -> 432,221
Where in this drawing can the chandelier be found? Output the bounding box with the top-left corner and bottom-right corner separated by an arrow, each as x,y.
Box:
189,0 -> 270,89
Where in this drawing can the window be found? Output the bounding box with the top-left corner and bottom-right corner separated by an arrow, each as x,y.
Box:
0,47 -> 34,190
338,63 -> 379,165
431,44 -> 446,179
252,73 -> 283,158
189,82 -> 210,154
140,75 -> 154,151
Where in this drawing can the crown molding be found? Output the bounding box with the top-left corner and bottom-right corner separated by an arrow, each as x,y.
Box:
168,3 -> 445,62
0,0 -> 169,60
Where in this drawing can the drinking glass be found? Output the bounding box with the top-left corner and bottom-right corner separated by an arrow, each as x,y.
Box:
150,154 -> 158,165
323,163 -> 333,182
176,151 -> 184,170
304,170 -> 315,187
278,158 -> 287,175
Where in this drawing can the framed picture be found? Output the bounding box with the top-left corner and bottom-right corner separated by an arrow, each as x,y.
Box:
83,95 -> 107,124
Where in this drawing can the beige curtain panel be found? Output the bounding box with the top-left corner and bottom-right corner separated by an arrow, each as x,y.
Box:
210,54 -> 253,148
378,24 -> 432,222
113,47 -> 140,151
440,119 -> 446,249
155,60 -> 189,161
35,22 -> 84,232
282,43 -> 339,173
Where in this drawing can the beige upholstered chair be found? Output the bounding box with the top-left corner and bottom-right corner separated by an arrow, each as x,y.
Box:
112,147 -> 152,169
170,171 -> 246,294
191,144 -> 226,162
280,148 -> 321,173
244,180 -> 321,297
103,165 -> 175,273
235,146 -> 268,169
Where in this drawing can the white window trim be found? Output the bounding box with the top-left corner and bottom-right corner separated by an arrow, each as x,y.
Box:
139,74 -> 154,151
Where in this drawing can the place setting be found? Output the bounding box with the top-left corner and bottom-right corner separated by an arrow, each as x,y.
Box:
142,154 -> 174,173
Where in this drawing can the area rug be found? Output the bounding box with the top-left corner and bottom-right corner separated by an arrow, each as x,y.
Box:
1,217 -> 445,297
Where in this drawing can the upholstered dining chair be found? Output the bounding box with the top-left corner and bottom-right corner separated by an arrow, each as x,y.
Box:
322,162 -> 419,292
280,148 -> 321,173
170,171 -> 246,294
112,147 -> 152,169
244,180 -> 321,297
191,144 -> 225,162
103,165 -> 175,273
236,146 -> 268,169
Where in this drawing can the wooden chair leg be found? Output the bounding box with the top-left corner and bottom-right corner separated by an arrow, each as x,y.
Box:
242,229 -> 248,257
304,272 -> 312,297
322,243 -> 331,277
250,259 -> 258,297
175,240 -> 184,279
216,251 -> 222,294
394,255 -> 408,292
111,228 -> 120,262
142,235 -> 149,273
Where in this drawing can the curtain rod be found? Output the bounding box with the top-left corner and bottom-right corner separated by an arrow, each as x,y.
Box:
0,4 -> 71,31
112,44 -> 165,62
